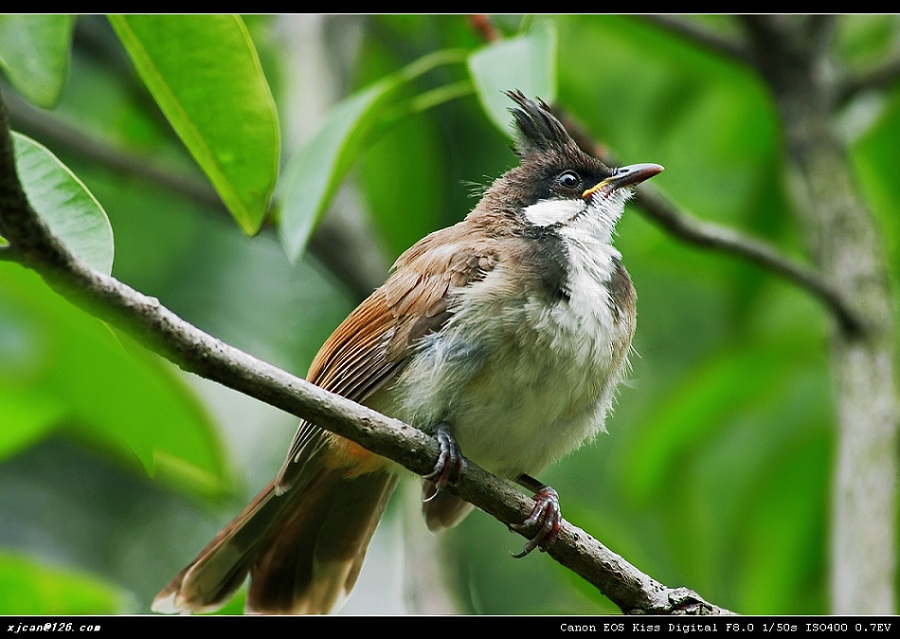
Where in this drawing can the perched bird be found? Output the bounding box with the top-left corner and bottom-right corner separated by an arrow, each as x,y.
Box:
153,90 -> 662,614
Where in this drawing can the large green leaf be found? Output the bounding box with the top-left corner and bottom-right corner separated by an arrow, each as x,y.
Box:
12,133 -> 115,275
0,551 -> 127,614
468,21 -> 558,137
0,15 -> 75,108
108,15 -> 279,235
0,263 -> 228,497
277,49 -> 466,263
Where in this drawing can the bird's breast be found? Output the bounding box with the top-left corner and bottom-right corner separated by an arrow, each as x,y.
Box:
384,238 -> 635,479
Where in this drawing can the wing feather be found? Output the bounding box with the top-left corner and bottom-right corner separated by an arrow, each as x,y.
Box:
275,227 -> 498,491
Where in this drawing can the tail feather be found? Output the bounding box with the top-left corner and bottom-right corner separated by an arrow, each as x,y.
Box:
153,466 -> 397,615
152,482 -> 280,614
422,480 -> 475,531
248,470 -> 397,613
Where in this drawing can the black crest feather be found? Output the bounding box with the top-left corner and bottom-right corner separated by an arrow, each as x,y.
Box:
506,89 -> 574,157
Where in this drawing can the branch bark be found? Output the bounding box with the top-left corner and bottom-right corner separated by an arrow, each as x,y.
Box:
837,53 -> 900,106
631,186 -> 863,335
0,94 -> 731,615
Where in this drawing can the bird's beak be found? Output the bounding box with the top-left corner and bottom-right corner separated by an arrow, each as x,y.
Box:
582,163 -> 664,200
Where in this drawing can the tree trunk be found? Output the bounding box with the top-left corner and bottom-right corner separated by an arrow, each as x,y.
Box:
746,16 -> 899,614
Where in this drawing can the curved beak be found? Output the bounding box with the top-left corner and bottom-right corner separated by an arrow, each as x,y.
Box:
582,163 -> 664,200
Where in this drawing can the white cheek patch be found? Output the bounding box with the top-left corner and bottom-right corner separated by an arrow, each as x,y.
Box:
522,198 -> 584,227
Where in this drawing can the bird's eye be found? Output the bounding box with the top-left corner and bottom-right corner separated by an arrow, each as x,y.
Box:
557,171 -> 580,189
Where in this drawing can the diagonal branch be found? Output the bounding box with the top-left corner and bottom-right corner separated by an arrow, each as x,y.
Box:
1,86 -> 222,205
838,54 -> 900,106
459,14 -> 864,336
631,186 -> 864,336
1,94 -> 731,615
466,15 -> 863,335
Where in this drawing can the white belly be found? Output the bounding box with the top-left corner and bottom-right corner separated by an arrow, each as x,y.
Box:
385,247 -> 632,479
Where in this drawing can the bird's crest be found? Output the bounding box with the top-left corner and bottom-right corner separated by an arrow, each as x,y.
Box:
506,89 -> 575,157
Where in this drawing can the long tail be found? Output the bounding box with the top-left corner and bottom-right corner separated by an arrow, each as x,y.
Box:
152,466 -> 397,614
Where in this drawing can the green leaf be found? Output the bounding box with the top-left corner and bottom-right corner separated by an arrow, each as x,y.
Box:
0,264 -> 229,498
468,21 -> 558,137
12,133 -> 115,275
108,15 -> 279,235
277,82 -> 398,262
277,49 -> 467,263
279,49 -> 464,261
0,15 -> 75,108
0,551 -> 127,614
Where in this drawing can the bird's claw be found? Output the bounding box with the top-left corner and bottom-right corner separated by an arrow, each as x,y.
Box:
423,423 -> 467,500
510,485 -> 561,558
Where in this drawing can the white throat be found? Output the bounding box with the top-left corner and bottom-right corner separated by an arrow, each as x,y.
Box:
522,191 -> 630,244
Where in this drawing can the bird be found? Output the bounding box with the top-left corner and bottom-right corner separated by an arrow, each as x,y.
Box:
152,90 -> 663,615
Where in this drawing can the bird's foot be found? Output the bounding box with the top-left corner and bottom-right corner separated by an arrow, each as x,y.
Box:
423,422 -> 467,500
510,478 -> 561,558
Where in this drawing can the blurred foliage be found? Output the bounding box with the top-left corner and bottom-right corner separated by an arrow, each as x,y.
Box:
0,550 -> 127,614
0,14 -> 898,615
0,15 -> 74,108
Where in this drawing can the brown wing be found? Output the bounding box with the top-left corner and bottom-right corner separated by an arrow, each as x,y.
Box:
274,227 -> 498,492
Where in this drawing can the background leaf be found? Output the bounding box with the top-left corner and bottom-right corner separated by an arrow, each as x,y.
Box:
278,81 -> 396,262
468,21 -> 558,136
108,15 -> 279,235
0,15 -> 75,108
12,133 -> 114,275
277,49 -> 465,263
0,551 -> 128,614
0,264 -> 228,498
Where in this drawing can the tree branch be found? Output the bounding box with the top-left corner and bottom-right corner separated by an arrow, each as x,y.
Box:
631,187 -> 864,336
468,14 -> 500,42
635,15 -> 755,68
461,16 -> 863,334
838,54 -> 900,106
0,94 -> 731,615
1,85 -> 223,204
806,15 -> 839,62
